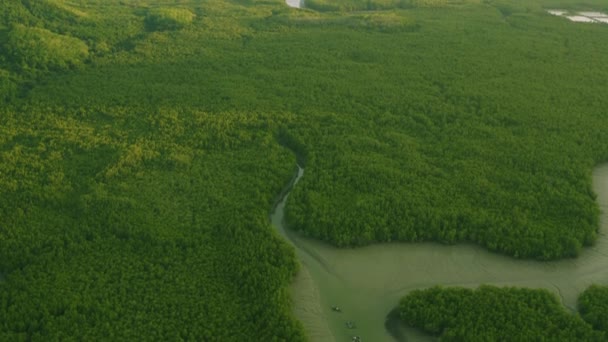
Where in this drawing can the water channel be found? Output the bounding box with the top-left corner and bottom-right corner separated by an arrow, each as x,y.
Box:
271,164 -> 608,341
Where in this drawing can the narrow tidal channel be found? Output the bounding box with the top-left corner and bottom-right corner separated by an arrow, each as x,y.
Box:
271,164 -> 608,341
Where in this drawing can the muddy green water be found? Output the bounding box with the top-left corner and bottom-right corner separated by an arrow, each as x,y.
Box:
271,164 -> 608,342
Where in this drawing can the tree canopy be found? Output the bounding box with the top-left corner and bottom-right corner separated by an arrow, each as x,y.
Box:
145,8 -> 196,31
1,0 -> 608,339
400,285 -> 607,341
6,24 -> 88,73
579,285 -> 608,332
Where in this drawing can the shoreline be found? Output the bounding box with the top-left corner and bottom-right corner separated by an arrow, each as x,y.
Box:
290,262 -> 335,341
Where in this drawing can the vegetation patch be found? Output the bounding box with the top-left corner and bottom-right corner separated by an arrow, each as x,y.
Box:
579,285 -> 608,332
6,25 -> 88,72
40,0 -> 90,18
400,285 -> 606,340
0,106 -> 305,341
0,69 -> 17,102
0,0 -> 607,339
145,8 -> 196,31
354,12 -> 418,31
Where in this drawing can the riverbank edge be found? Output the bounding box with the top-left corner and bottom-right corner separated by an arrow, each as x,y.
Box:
270,162 -> 335,341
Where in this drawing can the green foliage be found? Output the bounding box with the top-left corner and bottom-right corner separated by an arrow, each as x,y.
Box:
145,8 -> 195,31
7,25 -> 89,72
487,0 -> 540,17
1,0 -> 608,339
280,4 -> 608,260
21,0 -> 83,24
0,69 -> 16,102
352,12 -> 418,31
579,285 -> 608,332
0,106 -> 305,340
400,285 -> 606,340
8,0 -> 608,261
0,1 -> 36,27
305,0 -> 407,11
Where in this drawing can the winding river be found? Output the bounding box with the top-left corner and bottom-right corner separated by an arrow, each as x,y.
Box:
271,164 -> 608,341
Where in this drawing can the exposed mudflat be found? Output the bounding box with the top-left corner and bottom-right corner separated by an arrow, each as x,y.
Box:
290,263 -> 335,342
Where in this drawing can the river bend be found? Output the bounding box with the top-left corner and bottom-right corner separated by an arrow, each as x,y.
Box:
271,164 -> 608,341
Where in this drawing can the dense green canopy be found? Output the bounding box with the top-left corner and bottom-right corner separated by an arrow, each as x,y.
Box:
400,285 -> 607,340
1,0 -> 608,340
579,285 -> 608,332
0,104 -> 306,340
7,24 -> 89,72
145,8 -> 195,31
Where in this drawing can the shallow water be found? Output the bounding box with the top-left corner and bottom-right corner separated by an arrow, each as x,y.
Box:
285,0 -> 303,9
567,16 -> 596,23
547,9 -> 608,24
272,164 -> 608,341
578,12 -> 608,18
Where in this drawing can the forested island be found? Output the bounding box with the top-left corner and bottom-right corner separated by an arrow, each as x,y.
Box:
400,285 -> 608,340
1,0 -> 608,340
